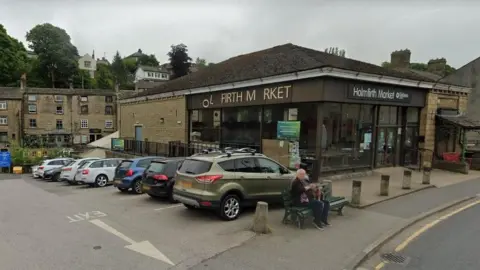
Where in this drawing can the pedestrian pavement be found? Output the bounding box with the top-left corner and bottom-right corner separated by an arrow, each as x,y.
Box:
189,175 -> 480,270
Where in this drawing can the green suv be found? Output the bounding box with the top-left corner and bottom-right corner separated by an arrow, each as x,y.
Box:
172,149 -> 295,221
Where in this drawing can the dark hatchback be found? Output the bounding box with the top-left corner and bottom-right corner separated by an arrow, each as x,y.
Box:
142,157 -> 184,201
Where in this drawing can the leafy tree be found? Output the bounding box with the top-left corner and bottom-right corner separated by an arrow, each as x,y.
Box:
26,23 -> 79,88
95,63 -> 114,89
325,47 -> 346,57
195,57 -> 207,68
138,54 -> 159,67
0,24 -> 29,86
111,51 -> 128,85
123,58 -> 137,74
72,69 -> 94,89
167,44 -> 192,79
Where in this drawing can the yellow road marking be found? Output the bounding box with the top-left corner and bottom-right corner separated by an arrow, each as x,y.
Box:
374,261 -> 385,269
394,199 -> 480,252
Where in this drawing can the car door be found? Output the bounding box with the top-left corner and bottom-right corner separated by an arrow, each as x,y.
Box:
256,157 -> 293,200
233,157 -> 265,201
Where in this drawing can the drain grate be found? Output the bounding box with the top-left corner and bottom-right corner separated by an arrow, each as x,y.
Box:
381,252 -> 409,264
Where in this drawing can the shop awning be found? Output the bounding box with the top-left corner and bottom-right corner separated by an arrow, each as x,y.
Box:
437,115 -> 480,130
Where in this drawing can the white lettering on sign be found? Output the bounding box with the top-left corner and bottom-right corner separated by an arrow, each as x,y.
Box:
66,211 -> 107,223
219,85 -> 291,106
351,86 -> 410,102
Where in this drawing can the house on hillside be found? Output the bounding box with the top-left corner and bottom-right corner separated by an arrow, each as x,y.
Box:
160,62 -> 198,77
78,53 -> 97,78
124,49 -> 146,63
134,65 -> 170,91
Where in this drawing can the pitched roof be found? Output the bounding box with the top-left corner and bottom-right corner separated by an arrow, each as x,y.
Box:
0,87 -> 117,97
392,68 -> 443,81
126,49 -> 145,59
131,43 -> 440,99
439,56 -> 480,87
138,65 -> 168,73
438,115 -> 480,130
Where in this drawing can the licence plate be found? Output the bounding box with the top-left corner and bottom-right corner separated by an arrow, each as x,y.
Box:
180,181 -> 192,188
142,185 -> 151,191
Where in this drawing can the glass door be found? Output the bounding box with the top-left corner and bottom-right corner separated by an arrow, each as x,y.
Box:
403,127 -> 419,166
376,127 -> 397,167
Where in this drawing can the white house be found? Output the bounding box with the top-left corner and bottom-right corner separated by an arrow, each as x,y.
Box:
78,53 -> 97,78
134,65 -> 170,82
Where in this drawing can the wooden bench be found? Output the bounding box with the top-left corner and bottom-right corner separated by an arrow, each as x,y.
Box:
282,185 -> 349,229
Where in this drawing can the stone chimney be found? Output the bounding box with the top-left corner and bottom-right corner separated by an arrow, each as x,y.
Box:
427,58 -> 447,75
20,73 -> 27,90
390,49 -> 411,69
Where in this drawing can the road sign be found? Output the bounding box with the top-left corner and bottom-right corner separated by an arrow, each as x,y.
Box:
0,152 -> 11,168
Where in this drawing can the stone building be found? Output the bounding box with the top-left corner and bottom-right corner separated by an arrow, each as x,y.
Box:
0,77 -> 120,148
118,44 -> 471,175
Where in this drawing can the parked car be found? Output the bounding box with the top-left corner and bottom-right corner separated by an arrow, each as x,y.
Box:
113,157 -> 159,194
43,160 -> 76,181
173,150 -> 295,220
142,157 -> 185,201
37,158 -> 74,179
76,158 -> 123,187
32,165 -> 40,178
60,158 -> 101,184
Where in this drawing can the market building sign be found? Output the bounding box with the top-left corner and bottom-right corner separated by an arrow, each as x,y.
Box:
191,85 -> 293,109
347,85 -> 412,103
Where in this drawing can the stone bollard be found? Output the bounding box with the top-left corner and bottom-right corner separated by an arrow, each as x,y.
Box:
380,174 -> 390,196
351,180 -> 362,206
251,201 -> 271,234
402,170 -> 412,190
422,167 -> 431,185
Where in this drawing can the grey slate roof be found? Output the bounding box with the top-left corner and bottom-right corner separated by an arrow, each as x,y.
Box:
0,88 -> 23,99
0,87 -> 117,98
138,65 -> 168,73
128,43 -> 448,99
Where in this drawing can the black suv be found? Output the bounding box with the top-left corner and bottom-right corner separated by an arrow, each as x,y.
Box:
141,157 -> 185,201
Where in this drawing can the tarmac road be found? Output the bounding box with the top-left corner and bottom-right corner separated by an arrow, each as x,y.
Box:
380,201 -> 480,270
0,175 -> 254,270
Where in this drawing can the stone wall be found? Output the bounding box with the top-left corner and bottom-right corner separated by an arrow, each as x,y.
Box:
118,96 -> 187,143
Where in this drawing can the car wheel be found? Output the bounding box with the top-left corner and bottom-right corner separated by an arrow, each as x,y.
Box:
183,203 -> 196,210
118,187 -> 129,193
132,179 -> 143,194
219,194 -> 241,221
52,173 -> 61,182
95,174 -> 108,187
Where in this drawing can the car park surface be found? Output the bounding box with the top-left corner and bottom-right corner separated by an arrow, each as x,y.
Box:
1,174 -> 255,270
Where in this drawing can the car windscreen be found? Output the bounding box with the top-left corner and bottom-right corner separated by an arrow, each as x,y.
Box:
178,159 -> 212,175
146,162 -> 167,173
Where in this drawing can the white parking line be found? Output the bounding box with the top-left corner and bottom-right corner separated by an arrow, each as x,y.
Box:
154,205 -> 182,211
118,195 -> 146,201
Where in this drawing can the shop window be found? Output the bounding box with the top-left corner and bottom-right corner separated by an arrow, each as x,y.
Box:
189,109 -> 220,143
378,106 -> 397,125
222,107 -> 261,147
406,107 -> 419,124
322,103 -> 372,171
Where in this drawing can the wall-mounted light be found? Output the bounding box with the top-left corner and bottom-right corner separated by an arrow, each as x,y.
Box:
159,118 -> 164,124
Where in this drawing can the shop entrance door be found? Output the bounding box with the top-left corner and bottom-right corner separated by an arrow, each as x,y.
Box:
376,127 -> 398,167
402,127 -> 419,166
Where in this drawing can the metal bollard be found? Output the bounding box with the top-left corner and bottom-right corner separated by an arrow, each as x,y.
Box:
402,170 -> 412,189
323,180 -> 333,197
380,174 -> 390,196
351,180 -> 362,206
422,167 -> 431,185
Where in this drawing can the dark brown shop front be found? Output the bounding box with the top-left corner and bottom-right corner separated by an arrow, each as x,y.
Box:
186,78 -> 426,174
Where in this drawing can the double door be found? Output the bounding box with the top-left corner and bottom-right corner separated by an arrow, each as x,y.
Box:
375,127 -> 398,167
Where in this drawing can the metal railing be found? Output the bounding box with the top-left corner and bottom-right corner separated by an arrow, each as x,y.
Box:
112,139 -> 261,157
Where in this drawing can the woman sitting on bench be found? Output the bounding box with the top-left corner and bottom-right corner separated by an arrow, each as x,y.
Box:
291,169 -> 330,230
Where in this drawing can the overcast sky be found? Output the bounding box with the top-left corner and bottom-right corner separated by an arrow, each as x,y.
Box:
1,0 -> 478,68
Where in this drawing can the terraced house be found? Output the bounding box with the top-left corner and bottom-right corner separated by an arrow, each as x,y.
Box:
118,43 -> 472,177
0,77 -> 119,148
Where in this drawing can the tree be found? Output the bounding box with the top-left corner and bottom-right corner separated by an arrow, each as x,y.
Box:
111,51 -> 128,85
72,70 -> 94,89
123,58 -> 137,74
94,63 -> 114,89
26,23 -> 79,88
0,24 -> 29,86
325,47 -> 346,57
138,54 -> 159,67
195,57 -> 207,68
167,44 -> 192,79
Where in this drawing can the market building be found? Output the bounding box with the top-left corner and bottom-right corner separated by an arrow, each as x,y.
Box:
118,44 -> 471,176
